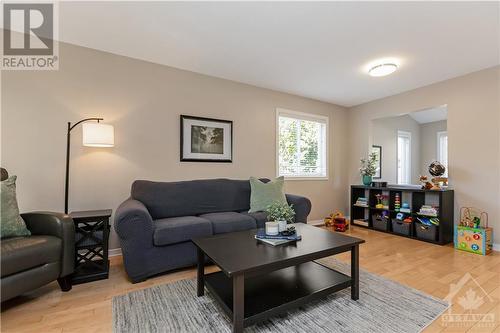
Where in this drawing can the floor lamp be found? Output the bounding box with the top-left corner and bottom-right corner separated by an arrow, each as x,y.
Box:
65,118 -> 114,214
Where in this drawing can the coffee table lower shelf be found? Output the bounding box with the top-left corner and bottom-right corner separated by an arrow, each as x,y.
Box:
204,261 -> 351,328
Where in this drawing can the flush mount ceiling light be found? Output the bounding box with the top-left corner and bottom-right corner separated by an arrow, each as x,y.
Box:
368,63 -> 398,77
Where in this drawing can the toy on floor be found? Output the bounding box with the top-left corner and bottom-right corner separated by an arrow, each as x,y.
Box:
324,211 -> 349,232
455,207 -> 493,255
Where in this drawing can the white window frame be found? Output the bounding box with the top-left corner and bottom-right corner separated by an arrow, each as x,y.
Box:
437,131 -> 448,177
397,130 -> 412,185
276,108 -> 329,180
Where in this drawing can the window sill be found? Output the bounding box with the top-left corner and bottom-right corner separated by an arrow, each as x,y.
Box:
282,176 -> 329,181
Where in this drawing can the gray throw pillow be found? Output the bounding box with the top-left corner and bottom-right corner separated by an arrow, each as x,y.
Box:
1,176 -> 30,238
249,176 -> 287,213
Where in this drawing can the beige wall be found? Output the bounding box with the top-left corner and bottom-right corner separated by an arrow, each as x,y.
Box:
348,66 -> 500,244
1,43 -> 349,250
371,114 -> 421,184
420,120 -> 447,176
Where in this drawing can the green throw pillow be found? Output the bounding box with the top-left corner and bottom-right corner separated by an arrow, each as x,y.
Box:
249,176 -> 287,213
1,176 -> 30,238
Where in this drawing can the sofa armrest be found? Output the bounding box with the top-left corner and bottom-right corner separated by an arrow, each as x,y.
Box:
21,212 -> 75,277
286,194 -> 312,223
114,198 -> 154,244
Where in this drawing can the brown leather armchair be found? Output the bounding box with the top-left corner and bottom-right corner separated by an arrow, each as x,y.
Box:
1,168 -> 75,302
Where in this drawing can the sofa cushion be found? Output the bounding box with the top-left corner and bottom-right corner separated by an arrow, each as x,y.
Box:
131,178 -> 270,219
1,235 -> 61,277
240,211 -> 268,228
200,212 -> 256,234
154,216 -> 212,246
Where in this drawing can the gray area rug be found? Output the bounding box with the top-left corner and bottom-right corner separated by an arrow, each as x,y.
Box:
113,258 -> 448,333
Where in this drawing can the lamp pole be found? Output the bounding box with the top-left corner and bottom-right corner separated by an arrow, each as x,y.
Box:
65,118 -> 103,214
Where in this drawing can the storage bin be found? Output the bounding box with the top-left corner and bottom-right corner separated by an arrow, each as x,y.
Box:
391,219 -> 411,236
372,214 -> 389,231
415,222 -> 438,241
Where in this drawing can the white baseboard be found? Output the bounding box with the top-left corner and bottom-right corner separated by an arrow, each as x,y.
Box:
109,247 -> 122,257
307,219 -> 325,226
107,238 -> 500,256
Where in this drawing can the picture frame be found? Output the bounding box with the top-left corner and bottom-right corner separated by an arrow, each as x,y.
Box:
180,115 -> 233,162
372,145 -> 382,179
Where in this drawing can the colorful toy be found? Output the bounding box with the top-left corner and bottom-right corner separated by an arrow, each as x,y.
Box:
419,175 -> 433,190
394,193 -> 401,211
403,216 -> 413,223
375,194 -> 389,209
324,211 -> 349,232
455,207 -> 492,255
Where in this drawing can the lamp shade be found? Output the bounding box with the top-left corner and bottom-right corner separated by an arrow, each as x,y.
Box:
82,122 -> 114,147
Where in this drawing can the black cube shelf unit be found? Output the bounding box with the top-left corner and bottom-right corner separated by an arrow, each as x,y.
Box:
350,185 -> 454,245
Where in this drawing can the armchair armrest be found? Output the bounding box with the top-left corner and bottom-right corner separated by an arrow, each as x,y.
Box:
20,212 -> 75,277
286,194 -> 312,223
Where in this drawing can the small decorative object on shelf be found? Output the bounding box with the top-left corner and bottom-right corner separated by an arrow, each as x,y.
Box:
266,202 -> 295,232
400,202 -> 411,213
359,152 -> 378,186
419,175 -> 433,190
354,197 -> 368,207
418,205 -> 439,217
428,161 -> 448,190
375,194 -> 388,209
455,207 -> 492,255
70,209 -> 112,284
394,193 -> 401,211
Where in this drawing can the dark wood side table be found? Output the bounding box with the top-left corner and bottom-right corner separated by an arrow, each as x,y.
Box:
70,209 -> 112,284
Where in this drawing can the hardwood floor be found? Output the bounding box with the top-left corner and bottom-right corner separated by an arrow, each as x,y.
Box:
2,226 -> 499,332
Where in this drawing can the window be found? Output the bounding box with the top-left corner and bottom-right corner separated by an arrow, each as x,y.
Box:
397,130 -> 411,184
276,109 -> 328,179
437,131 -> 448,177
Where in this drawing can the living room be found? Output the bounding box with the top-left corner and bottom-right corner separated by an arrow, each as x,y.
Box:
1,2 -> 499,332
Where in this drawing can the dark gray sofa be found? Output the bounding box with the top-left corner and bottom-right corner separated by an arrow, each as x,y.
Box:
114,178 -> 311,283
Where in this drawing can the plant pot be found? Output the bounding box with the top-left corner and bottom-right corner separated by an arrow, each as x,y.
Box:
277,220 -> 287,232
362,175 -> 373,186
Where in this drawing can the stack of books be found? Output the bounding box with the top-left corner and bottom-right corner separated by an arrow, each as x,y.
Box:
418,205 -> 439,217
255,229 -> 302,246
354,197 -> 368,207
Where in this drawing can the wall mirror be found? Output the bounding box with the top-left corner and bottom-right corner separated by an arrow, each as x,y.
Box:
370,105 -> 448,186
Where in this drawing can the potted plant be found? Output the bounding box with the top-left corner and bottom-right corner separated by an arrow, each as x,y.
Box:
266,202 -> 296,232
359,152 -> 378,186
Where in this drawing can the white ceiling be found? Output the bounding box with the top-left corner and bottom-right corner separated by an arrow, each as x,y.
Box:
409,106 -> 448,124
54,2 -> 500,106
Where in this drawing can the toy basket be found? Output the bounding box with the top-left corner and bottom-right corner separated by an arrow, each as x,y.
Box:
455,207 -> 493,255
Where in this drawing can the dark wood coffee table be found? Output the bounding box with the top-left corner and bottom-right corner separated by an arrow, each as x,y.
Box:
192,223 -> 365,333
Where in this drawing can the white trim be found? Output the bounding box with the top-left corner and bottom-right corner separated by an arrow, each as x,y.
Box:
397,130 -> 412,185
493,243 -> 500,252
275,108 -> 329,180
307,219 -> 325,226
437,130 -> 448,177
109,247 -> 122,257
284,176 -> 329,181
